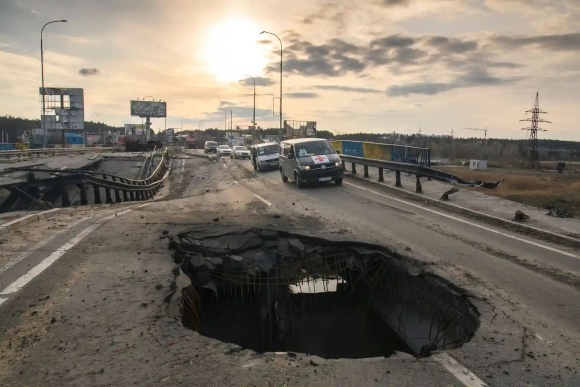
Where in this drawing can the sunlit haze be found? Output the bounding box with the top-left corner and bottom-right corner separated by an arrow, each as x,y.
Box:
1,0 -> 580,139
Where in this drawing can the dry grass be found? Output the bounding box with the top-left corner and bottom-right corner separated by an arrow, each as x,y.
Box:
436,166 -> 580,216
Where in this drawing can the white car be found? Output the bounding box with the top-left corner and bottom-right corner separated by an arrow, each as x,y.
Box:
231,146 -> 251,159
217,145 -> 232,156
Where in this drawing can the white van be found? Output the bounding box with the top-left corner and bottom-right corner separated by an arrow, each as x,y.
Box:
250,143 -> 280,172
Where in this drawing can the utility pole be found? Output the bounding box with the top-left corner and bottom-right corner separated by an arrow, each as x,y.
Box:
520,92 -> 550,169
260,31 -> 282,138
230,111 -> 232,131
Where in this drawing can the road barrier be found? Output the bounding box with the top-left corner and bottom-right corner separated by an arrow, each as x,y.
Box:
0,147 -> 114,159
0,148 -> 171,211
340,154 -> 498,194
331,140 -> 431,166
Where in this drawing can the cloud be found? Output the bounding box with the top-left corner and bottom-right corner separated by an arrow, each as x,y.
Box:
379,0 -> 411,5
386,68 -> 524,97
219,101 -> 235,107
239,77 -> 275,87
312,85 -> 382,93
284,92 -> 319,99
492,33 -> 580,51
371,35 -> 415,48
424,36 -> 478,53
78,68 -> 101,76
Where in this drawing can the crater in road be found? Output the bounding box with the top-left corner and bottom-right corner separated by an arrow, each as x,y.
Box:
167,229 -> 480,359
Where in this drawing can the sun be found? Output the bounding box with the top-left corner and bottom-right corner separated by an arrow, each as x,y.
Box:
201,17 -> 269,83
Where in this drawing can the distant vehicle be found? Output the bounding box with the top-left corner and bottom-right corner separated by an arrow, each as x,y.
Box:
250,143 -> 280,172
231,146 -> 250,159
217,145 -> 232,156
279,138 -> 344,188
204,141 -> 218,153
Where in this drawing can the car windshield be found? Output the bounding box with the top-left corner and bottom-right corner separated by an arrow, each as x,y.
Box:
206,142 -> 217,146
235,146 -> 248,151
295,141 -> 335,157
257,144 -> 279,155
219,145 -> 230,149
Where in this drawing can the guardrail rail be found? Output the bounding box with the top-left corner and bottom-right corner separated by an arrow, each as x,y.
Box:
0,147 -> 114,159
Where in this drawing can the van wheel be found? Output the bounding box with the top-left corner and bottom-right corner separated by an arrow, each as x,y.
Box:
280,168 -> 288,182
295,172 -> 303,189
335,178 -> 343,185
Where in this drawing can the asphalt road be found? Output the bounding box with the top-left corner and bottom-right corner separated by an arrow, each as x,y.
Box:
0,154 -> 578,386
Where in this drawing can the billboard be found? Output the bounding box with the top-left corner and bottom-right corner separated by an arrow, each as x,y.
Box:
124,124 -> 146,136
284,120 -> 316,139
39,87 -> 84,131
130,100 -> 167,117
165,128 -> 175,144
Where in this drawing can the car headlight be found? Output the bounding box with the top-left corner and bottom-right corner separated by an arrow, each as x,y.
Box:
299,165 -> 310,170
335,162 -> 341,167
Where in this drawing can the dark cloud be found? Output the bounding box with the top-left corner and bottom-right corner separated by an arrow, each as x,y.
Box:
386,68 -> 524,97
284,92 -> 319,99
492,33 -> 580,51
78,68 -> 101,76
219,101 -> 235,107
257,39 -> 272,45
239,77 -> 275,87
371,35 -> 415,48
380,0 -> 411,5
424,36 -> 478,53
312,85 -> 382,93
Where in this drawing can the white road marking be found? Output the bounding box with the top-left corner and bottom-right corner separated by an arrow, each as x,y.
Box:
233,180 -> 238,184
433,353 -> 488,387
181,159 -> 185,172
0,217 -> 89,275
0,298 -> 7,306
344,182 -> 580,260
0,224 -> 99,296
253,193 -> 273,207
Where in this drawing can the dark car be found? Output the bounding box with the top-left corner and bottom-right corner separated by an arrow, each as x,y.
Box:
204,141 -> 218,154
279,138 -> 344,188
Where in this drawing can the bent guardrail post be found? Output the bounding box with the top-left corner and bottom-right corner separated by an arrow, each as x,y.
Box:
351,162 -> 357,174
93,184 -> 102,204
363,165 -> 369,178
111,176 -> 122,203
395,171 -> 402,187
102,175 -> 114,204
415,175 -> 423,193
79,183 -> 88,205
378,167 -> 384,182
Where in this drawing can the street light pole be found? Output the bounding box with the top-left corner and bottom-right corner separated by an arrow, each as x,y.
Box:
41,19 -> 67,148
260,31 -> 282,138
245,75 -> 256,128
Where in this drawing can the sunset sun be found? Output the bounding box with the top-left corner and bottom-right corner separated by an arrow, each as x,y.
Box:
201,17 -> 269,83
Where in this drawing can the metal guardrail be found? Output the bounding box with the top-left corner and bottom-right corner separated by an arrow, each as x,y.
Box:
0,148 -> 171,211
340,154 -> 500,193
0,147 -> 114,159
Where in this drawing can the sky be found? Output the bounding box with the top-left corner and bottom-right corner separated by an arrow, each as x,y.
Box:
0,0 -> 579,140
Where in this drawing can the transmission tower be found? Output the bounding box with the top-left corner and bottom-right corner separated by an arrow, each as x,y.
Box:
520,92 -> 550,169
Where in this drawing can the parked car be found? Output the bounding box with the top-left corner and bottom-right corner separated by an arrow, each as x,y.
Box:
204,141 -> 218,153
231,146 -> 251,159
279,138 -> 344,188
217,145 -> 232,156
250,143 -> 280,172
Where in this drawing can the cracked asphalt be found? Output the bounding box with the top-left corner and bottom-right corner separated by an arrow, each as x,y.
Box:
0,154 -> 578,386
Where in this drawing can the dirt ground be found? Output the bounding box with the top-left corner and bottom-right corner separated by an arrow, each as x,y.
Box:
436,165 -> 580,217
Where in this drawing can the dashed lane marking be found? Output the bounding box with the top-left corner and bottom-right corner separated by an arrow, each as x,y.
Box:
344,181 -> 580,261
253,193 -> 273,207
433,353 -> 488,387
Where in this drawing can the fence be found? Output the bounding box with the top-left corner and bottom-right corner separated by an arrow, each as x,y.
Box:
331,140 -> 431,166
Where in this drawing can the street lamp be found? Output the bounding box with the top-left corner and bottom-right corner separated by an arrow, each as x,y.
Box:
41,19 -> 67,148
244,75 -> 256,128
260,31 -> 282,138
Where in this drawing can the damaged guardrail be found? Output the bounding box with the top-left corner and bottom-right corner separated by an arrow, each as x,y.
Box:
0,148 -> 171,210
0,147 -> 114,159
339,154 -> 503,193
